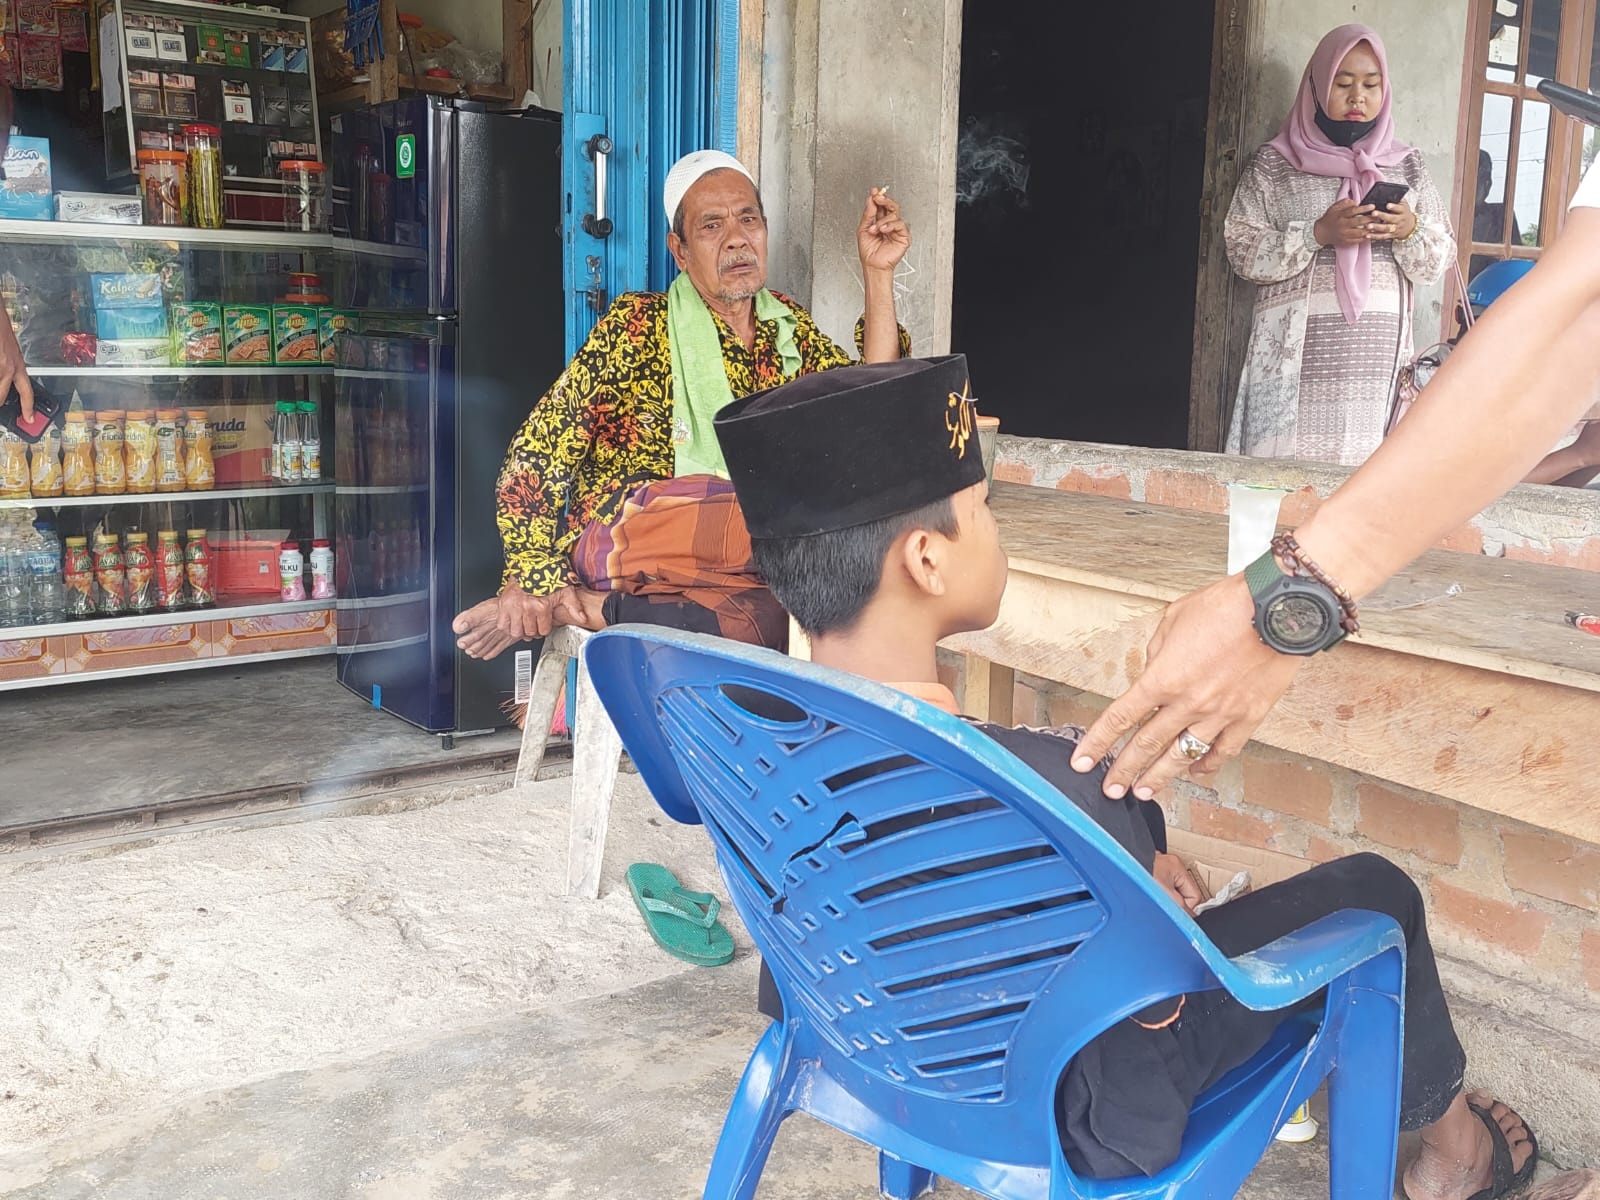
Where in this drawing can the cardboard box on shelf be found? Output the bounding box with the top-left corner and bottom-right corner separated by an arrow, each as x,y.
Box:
171,302 -> 223,365
56,191 -> 142,224
272,304 -> 319,365
0,134 -> 52,220
95,305 -> 168,341
223,305 -> 272,364
91,272 -> 163,308
95,338 -> 171,368
205,404 -> 275,485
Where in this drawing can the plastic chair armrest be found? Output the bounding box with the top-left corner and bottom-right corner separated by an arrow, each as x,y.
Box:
1209,909 -> 1405,1012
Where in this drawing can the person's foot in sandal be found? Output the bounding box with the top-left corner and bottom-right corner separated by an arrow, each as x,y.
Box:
1404,1089 -> 1538,1200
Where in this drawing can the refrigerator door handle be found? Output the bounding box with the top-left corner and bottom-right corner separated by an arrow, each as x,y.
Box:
581,133 -> 614,239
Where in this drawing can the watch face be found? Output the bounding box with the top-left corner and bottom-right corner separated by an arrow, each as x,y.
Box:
1264,592 -> 1335,650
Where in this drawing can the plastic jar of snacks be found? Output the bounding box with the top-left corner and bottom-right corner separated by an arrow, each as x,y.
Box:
279,160 -> 328,233
138,149 -> 189,226
183,124 -> 225,229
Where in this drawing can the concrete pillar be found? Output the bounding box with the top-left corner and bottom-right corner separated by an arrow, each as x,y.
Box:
760,0 -> 962,356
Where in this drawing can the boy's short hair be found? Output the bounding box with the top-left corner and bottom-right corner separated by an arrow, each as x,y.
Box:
752,497 -> 958,637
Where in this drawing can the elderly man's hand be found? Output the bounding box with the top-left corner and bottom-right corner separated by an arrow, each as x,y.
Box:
0,308 -> 34,423
857,187 -> 911,275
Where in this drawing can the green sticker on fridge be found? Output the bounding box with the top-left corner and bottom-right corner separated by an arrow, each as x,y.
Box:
396,133 -> 415,179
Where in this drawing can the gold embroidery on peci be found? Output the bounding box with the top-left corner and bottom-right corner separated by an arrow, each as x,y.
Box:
945,381 -> 974,457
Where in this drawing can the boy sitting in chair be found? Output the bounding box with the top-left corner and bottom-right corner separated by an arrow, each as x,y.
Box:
711,355 -> 1537,1199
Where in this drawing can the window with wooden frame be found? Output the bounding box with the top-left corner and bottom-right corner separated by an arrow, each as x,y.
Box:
1458,0 -> 1600,284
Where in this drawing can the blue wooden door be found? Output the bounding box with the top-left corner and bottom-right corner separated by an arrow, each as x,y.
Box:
562,0 -> 741,357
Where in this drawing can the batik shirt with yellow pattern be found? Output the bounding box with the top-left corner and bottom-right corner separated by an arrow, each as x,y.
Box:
497,290 -> 909,594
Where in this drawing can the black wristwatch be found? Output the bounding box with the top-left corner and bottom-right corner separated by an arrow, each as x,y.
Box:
1244,549 -> 1347,656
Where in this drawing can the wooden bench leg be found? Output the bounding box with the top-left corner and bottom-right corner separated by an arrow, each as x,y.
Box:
961,655 -> 1015,725
565,656 -> 623,899
515,643 -> 571,788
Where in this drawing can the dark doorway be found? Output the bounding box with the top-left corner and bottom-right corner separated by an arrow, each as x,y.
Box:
951,0 -> 1217,449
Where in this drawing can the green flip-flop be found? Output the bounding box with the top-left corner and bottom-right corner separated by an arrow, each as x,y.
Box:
625,863 -> 735,967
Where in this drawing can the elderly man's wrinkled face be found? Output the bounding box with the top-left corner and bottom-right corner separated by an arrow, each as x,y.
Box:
668,169 -> 769,306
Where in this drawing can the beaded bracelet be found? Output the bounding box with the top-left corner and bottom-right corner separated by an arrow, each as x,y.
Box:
1271,532 -> 1361,636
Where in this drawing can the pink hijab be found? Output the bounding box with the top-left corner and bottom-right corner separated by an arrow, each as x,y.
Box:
1267,25 -> 1414,324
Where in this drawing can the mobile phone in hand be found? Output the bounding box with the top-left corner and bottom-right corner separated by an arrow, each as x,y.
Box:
1360,181 -> 1411,212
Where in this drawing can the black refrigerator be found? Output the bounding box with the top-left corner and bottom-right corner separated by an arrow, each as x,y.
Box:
327,97 -> 563,737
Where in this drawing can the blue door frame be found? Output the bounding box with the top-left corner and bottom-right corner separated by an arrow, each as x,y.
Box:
562,0 -> 741,358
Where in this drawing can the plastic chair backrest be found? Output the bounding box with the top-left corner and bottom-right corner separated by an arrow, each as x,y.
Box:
585,627 -> 1242,1170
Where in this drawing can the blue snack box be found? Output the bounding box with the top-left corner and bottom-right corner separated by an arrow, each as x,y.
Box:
91,272 -> 164,309
96,305 -> 170,341
0,136 -> 54,220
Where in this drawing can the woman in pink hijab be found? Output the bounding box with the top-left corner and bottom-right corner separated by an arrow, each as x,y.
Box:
1225,25 -> 1455,465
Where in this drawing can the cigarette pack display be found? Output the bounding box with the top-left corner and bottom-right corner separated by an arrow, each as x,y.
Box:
0,135 -> 52,220
96,338 -> 171,367
162,72 -> 196,118
172,302 -> 223,364
289,96 -> 313,130
258,30 -> 285,71
195,23 -> 225,65
223,305 -> 271,363
156,28 -> 186,62
95,305 -> 169,341
222,79 -> 253,123
92,272 -> 163,308
224,28 -> 250,68
125,20 -> 157,60
260,85 -> 289,127
283,30 -> 307,73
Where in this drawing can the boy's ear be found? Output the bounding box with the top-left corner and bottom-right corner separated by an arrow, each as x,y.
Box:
898,528 -> 947,598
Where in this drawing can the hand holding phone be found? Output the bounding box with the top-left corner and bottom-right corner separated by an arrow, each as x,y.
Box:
1360,181 -> 1411,212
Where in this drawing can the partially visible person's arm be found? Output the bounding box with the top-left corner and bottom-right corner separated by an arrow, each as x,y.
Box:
1387,153 -> 1455,286
0,83 -> 32,423
1073,203 -> 1600,799
1522,414 -> 1600,485
1225,151 -> 1323,285
856,188 -> 910,363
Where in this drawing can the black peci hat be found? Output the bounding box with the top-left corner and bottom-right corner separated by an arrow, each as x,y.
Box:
714,355 -> 985,539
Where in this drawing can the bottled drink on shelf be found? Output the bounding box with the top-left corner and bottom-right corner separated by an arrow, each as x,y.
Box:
279,540 -> 305,602
154,410 -> 186,492
184,529 -> 215,607
0,429 -> 30,500
94,410 -> 127,496
310,538 -> 335,599
62,535 -> 94,619
156,530 -> 187,610
124,410 -> 158,495
272,401 -> 303,483
125,532 -> 156,614
26,520 -> 64,624
183,411 -> 214,491
29,422 -> 63,499
61,411 -> 96,497
0,515 -> 30,626
92,532 -> 128,616
298,401 -> 321,479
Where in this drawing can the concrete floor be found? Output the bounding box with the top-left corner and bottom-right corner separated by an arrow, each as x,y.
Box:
0,962 -> 1355,1200
0,660 -> 521,831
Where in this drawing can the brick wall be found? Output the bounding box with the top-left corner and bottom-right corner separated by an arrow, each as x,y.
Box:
945,664 -> 1600,1011
995,437 -> 1600,573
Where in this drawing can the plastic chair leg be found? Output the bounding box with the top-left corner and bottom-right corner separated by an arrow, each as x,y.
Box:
879,1153 -> 936,1198
1328,947 -> 1405,1200
565,649 -> 623,898
703,1023 -> 794,1200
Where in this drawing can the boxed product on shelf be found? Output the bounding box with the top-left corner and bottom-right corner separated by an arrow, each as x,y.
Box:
172,302 -> 224,365
259,30 -> 286,71
212,538 -> 282,598
225,28 -> 251,69
55,192 -> 143,224
124,15 -> 157,60
0,135 -> 52,220
283,30 -> 308,74
222,79 -> 253,124
289,96 -> 313,131
207,404 -> 274,484
96,305 -> 169,341
162,73 -> 197,120
272,304 -> 319,364
318,309 -> 357,363
261,85 -> 289,128
154,17 -> 186,62
195,23 -> 226,66
96,338 -> 171,367
92,273 -> 164,308
128,68 -> 162,116
223,305 -> 271,363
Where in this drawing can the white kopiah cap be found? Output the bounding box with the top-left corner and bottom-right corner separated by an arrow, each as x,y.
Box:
663,149 -> 755,226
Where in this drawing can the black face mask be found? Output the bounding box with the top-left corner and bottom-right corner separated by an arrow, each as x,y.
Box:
1315,101 -> 1379,148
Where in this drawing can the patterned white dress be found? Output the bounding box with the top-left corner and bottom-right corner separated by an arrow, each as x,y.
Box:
1224,146 -> 1455,466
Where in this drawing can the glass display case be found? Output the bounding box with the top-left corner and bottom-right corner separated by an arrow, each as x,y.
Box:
0,219 -> 338,690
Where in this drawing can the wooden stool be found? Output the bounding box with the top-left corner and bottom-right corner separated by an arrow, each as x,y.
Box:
515,625 -> 623,899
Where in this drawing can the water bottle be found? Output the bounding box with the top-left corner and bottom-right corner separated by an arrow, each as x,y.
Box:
298,401 -> 321,480
28,520 -> 65,623
0,515 -> 29,627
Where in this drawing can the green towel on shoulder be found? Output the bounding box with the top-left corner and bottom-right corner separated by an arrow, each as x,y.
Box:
667,271 -> 802,479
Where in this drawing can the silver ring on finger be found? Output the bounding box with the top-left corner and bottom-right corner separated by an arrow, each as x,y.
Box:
1176,730 -> 1212,762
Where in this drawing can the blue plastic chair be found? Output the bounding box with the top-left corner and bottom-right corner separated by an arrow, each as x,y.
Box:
583,627 -> 1406,1200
